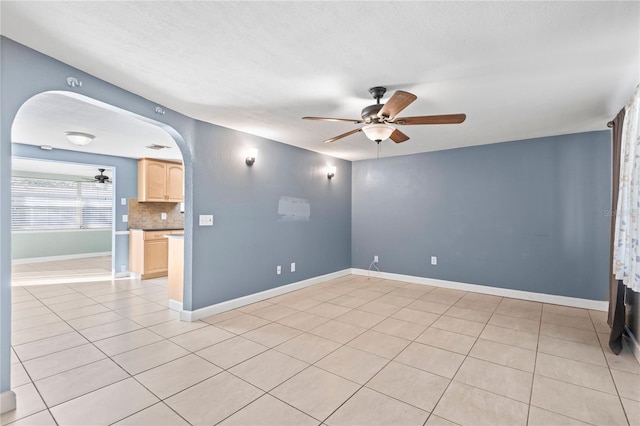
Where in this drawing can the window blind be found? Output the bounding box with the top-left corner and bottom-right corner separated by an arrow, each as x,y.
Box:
11,177 -> 113,230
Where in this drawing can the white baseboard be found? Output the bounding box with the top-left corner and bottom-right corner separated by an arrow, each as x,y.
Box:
113,271 -> 132,279
0,390 -> 16,414
179,269 -> 351,322
351,269 -> 609,312
625,325 -> 640,365
169,299 -> 183,312
12,252 -> 111,265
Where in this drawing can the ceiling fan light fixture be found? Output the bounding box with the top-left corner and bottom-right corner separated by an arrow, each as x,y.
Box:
362,123 -> 395,142
65,131 -> 94,146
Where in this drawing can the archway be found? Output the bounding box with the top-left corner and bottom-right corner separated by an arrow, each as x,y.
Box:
11,91 -> 191,287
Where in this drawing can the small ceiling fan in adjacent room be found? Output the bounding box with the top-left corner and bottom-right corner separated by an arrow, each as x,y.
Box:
303,86 -> 466,144
92,168 -> 111,184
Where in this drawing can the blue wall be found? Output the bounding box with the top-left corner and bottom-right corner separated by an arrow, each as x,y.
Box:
352,131 -> 611,301
12,143 -> 137,270
12,230 -> 112,259
189,124 -> 351,310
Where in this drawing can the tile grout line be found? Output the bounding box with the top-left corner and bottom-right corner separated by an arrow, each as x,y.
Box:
306,281 -> 459,423
526,298 -> 544,426
527,305 -> 617,425
590,310 -> 632,426
245,278 -> 426,424
11,280 -> 179,419
22,280 -> 211,424
421,297 -> 499,425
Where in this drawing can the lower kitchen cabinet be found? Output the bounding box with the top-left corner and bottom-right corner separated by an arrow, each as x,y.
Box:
129,229 -> 182,279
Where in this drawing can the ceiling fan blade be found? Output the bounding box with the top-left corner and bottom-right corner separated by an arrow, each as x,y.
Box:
378,90 -> 417,120
389,129 -> 410,143
324,128 -> 362,144
303,116 -> 363,124
394,114 -> 467,125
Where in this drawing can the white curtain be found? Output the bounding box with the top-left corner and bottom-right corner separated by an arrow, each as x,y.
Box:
614,85 -> 640,292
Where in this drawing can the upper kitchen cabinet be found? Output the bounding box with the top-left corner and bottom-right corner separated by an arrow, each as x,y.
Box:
138,158 -> 184,202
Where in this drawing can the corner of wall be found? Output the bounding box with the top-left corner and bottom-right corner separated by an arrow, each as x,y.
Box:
0,390 -> 16,414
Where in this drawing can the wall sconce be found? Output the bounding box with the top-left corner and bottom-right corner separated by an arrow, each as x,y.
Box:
246,149 -> 257,166
327,166 -> 336,180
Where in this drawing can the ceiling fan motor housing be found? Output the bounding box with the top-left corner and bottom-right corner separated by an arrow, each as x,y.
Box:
95,168 -> 109,183
361,104 -> 384,122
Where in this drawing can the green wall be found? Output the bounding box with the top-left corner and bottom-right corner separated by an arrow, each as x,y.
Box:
11,229 -> 111,260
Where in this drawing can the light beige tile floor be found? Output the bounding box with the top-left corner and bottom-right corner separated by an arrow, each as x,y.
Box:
6,264 -> 640,425
11,256 -> 113,286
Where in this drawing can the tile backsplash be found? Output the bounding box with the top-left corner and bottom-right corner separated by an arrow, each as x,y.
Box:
128,199 -> 184,229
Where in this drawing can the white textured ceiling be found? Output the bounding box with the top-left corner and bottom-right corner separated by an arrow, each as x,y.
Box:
1,1 -> 638,161
12,92 -> 181,161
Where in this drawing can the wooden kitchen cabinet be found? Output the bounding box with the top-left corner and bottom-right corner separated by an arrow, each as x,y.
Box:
167,235 -> 184,304
138,158 -> 184,202
130,229 -> 183,279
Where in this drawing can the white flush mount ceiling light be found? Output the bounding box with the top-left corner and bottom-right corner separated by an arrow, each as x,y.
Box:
362,123 -> 395,143
145,144 -> 171,150
65,131 -> 94,146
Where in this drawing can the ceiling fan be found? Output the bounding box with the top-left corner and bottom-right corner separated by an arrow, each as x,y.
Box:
303,86 -> 466,144
93,168 -> 111,184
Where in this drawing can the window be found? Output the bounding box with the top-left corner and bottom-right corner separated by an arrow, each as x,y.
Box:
11,176 -> 113,230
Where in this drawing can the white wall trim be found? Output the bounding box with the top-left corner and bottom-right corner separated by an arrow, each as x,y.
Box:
12,252 -> 111,265
113,271 -> 132,279
0,390 -> 16,414
169,299 -> 183,312
625,325 -> 640,365
351,269 -> 609,312
179,269 -> 351,322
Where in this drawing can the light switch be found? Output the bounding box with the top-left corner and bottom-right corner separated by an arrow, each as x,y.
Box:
120,198 -> 127,206
199,215 -> 214,226
122,214 -> 128,223
161,212 -> 167,220
291,262 -> 296,272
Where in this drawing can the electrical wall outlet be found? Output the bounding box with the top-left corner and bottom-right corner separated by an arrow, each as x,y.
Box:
431,256 -> 438,265
161,212 -> 167,220
120,198 -> 127,206
374,255 -> 379,263
199,215 -> 214,226
122,214 -> 128,223
291,262 -> 296,272
277,265 -> 281,275
120,265 -> 126,272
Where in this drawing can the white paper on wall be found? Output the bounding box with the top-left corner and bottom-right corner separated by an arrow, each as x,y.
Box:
278,196 -> 311,221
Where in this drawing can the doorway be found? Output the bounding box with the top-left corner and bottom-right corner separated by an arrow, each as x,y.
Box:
11,91 -> 187,290
10,159 -> 114,285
